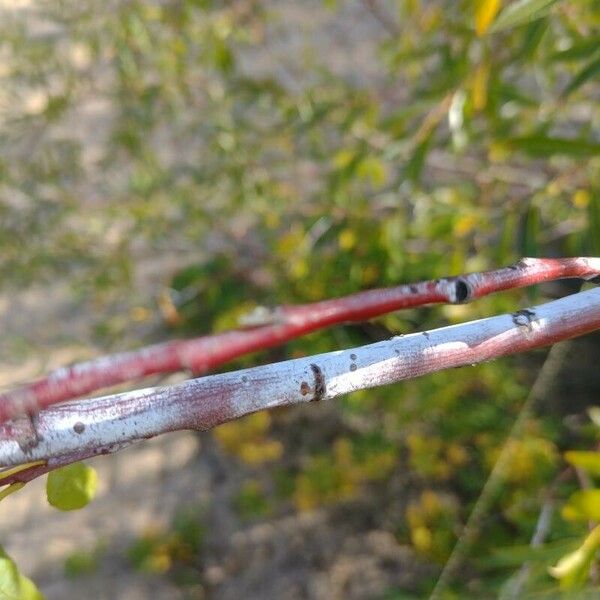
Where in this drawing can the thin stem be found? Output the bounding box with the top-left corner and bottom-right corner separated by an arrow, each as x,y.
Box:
429,339 -> 572,599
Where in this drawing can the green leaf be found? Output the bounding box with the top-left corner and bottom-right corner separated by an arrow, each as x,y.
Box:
589,407 -> 600,428
519,204 -> 540,258
506,135 -> 600,158
564,451 -> 600,477
357,155 -> 388,187
515,18 -> 548,61
0,549 -> 24,600
64,551 -> 99,579
211,39 -> 234,73
551,37 -> 600,62
549,525 -> 600,589
491,0 -> 560,32
15,576 -> 42,600
46,463 -> 98,511
562,489 -> 600,522
405,133 -> 433,183
0,547 -> 43,600
562,50 -> 600,98
483,539 -> 578,568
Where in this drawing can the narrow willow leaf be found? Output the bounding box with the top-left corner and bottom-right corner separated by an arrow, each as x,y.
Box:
46,462 -> 98,511
562,51 -> 600,98
549,525 -> 600,589
0,482 -> 25,503
475,0 -> 502,36
471,62 -> 489,110
491,0 -> 560,32
517,18 -> 548,60
561,490 -> 600,522
507,135 -> 600,157
564,451 -> 600,477
551,37 -> 600,62
484,539 -> 579,568
406,133 -> 433,183
519,204 -> 540,258
589,407 -> 600,428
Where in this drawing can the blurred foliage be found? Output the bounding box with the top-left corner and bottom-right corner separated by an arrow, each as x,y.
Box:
214,411 -> 283,465
128,507 -> 205,591
294,435 -> 398,510
1,0 -> 600,596
406,490 -> 460,562
63,543 -> 105,579
63,551 -> 98,580
234,479 -> 272,520
549,409 -> 600,591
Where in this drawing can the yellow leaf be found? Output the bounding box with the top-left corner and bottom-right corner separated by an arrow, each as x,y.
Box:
589,406 -> 600,427
411,526 -> 433,553
489,140 -> 510,162
357,156 -> 388,187
549,525 -> 600,588
561,489 -> 600,522
572,189 -> 591,209
453,214 -> 478,238
472,61 -> 490,111
338,228 -> 357,251
157,289 -> 181,326
446,443 -> 469,466
361,264 -> 379,285
564,450 -> 600,476
475,0 -> 502,37
332,148 -> 356,169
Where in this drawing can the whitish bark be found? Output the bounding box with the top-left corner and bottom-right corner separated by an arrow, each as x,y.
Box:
1,285 -> 599,482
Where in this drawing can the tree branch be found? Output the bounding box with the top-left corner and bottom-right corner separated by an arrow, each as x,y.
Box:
1,257 -> 599,424
2,284 -> 600,484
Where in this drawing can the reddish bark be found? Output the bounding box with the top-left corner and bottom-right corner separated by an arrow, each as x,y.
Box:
1,283 -> 600,483
0,257 -> 598,423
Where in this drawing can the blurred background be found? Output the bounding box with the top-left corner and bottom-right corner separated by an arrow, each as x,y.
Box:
0,0 -> 599,598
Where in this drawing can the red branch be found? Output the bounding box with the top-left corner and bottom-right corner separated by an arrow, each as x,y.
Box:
1,283 -> 600,484
1,257 -> 598,423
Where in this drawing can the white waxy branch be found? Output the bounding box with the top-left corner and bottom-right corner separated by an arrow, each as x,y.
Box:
1,285 -> 599,478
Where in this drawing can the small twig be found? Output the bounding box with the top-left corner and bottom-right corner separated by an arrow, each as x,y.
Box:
504,499 -> 555,599
429,340 -> 572,599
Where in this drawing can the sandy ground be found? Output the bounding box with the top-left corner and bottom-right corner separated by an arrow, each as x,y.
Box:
0,233 -> 432,600
0,2 -> 434,598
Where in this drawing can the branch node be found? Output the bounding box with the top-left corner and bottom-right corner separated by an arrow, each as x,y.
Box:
309,363 -> 326,402
512,308 -> 536,331
14,415 -> 43,454
453,278 -> 471,304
